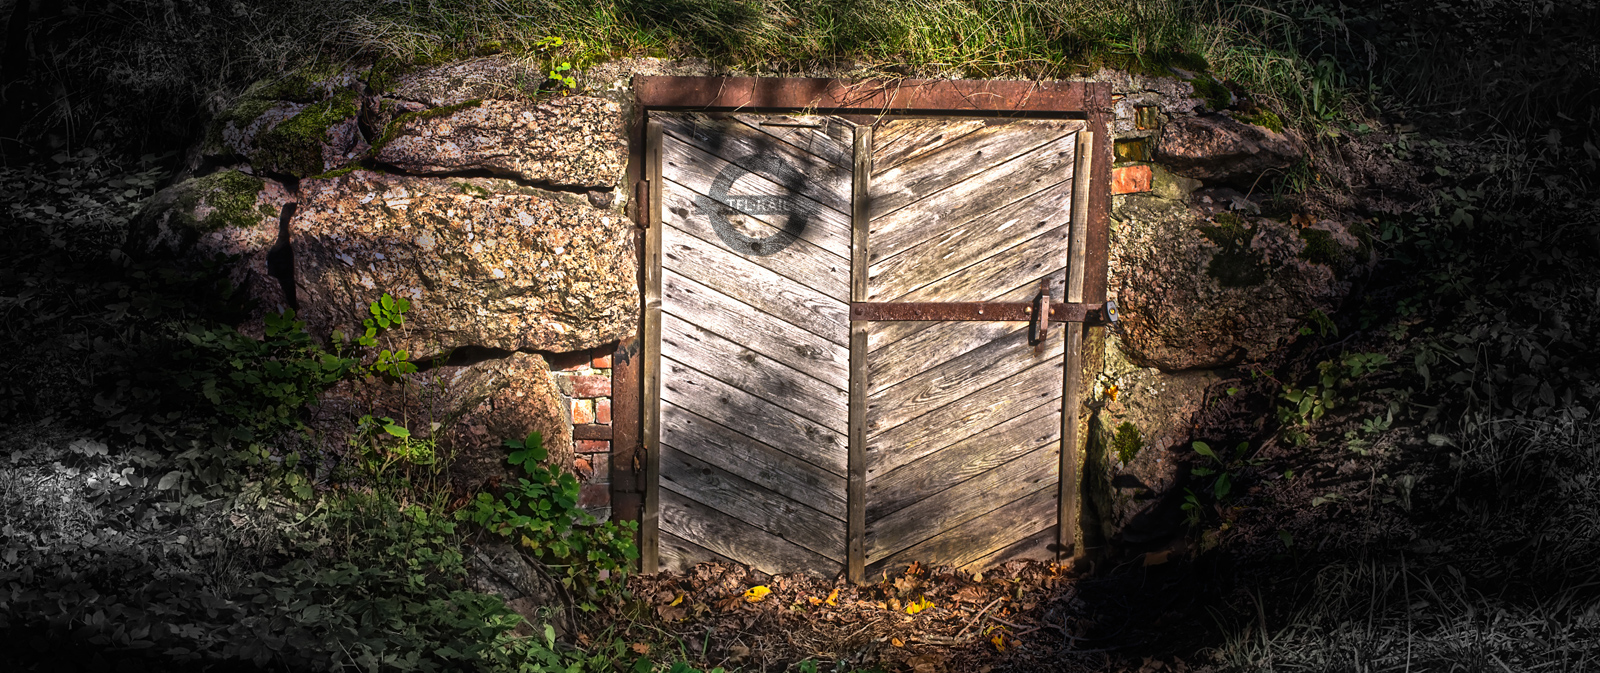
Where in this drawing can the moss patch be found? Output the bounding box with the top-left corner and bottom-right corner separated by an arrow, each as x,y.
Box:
255,89 -> 360,177
177,170 -> 266,233
1111,422 -> 1144,464
1198,213 -> 1268,287
1239,108 -> 1285,133
1298,228 -> 1344,266
371,98 -> 484,151
1188,75 -> 1232,111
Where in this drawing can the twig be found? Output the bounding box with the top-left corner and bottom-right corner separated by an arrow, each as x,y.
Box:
956,597 -> 1005,640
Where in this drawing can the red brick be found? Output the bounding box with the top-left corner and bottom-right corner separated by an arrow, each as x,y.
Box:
575,439 -> 611,454
1111,165 -> 1153,195
595,398 -> 612,424
569,374 -> 611,398
579,482 -> 610,508
592,353 -> 612,368
570,398 -> 595,425
573,456 -> 594,479
582,454 -> 610,482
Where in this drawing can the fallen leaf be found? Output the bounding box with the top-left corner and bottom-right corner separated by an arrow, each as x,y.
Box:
991,633 -> 1007,652
728,644 -> 751,662
1144,550 -> 1170,567
669,594 -> 684,607
891,637 -> 905,648
971,571 -> 984,582
743,585 -> 771,603
825,587 -> 839,606
630,642 -> 650,655
657,604 -> 687,621
906,652 -> 945,673
888,597 -> 902,612
905,596 -> 934,615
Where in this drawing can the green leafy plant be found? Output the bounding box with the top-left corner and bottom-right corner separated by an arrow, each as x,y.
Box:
1190,440 -> 1262,501
1278,352 -> 1391,444
457,432 -> 640,610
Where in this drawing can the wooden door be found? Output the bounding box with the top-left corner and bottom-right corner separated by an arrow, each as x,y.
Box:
644,112 -> 1091,577
861,119 -> 1085,574
649,112 -> 856,575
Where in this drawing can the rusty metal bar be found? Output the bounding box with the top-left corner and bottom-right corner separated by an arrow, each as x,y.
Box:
635,76 -> 1094,116
850,301 -> 1107,323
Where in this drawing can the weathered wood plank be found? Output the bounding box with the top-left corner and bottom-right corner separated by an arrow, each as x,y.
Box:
662,270 -> 847,387
869,120 -> 1076,219
661,356 -> 848,476
867,180 -> 1074,302
867,484 -> 1056,575
866,357 -> 1063,479
659,112 -> 852,215
660,446 -> 846,562
642,118 -> 664,573
662,313 -> 846,426
662,180 -> 850,295
866,442 -> 1059,563
867,321 -> 1023,391
659,531 -> 735,574
661,400 -> 847,519
869,133 -> 1076,264
661,134 -> 851,257
958,525 -> 1056,572
894,225 -> 1068,303
664,222 -> 849,346
661,489 -> 842,576
1059,322 -> 1084,560
732,114 -> 854,169
871,118 -> 988,174
848,324 -> 867,584
867,328 -> 1063,436
867,401 -> 1061,521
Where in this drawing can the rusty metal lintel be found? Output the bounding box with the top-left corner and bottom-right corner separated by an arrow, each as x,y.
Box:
850,302 -> 1106,323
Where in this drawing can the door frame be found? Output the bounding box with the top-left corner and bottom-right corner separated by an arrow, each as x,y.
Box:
614,76 -> 1114,579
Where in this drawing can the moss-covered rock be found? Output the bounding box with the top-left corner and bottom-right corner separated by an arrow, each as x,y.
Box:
205,66 -> 368,177
253,89 -> 364,177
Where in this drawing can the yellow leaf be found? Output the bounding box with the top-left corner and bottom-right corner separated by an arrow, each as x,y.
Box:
1106,384 -> 1119,401
743,585 -> 771,603
669,594 -> 684,607
905,596 -> 934,615
808,596 -> 822,605
825,587 -> 839,606
991,634 -> 1007,652
891,637 -> 905,648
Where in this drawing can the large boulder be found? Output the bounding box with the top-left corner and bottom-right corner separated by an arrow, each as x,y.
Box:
374,97 -> 625,188
292,170 -> 636,357
131,169 -> 296,333
308,351 -> 574,483
1109,194 -> 1368,371
207,69 -> 368,178
1155,113 -> 1303,185
383,56 -> 547,108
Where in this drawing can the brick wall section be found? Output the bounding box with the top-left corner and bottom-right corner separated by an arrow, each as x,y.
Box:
555,347 -> 615,520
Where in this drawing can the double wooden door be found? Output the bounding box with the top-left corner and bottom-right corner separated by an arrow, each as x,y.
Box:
643,111 -> 1092,579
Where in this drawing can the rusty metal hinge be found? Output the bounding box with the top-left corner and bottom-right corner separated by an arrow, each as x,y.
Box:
636,180 -> 650,228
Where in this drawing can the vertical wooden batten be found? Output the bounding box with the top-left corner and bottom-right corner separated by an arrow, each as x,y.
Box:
1059,127 -> 1095,560
847,124 -> 872,583
639,119 -> 664,573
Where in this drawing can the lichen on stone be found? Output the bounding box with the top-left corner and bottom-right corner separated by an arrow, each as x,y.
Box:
370,98 -> 485,151
1197,213 -> 1268,287
182,170 -> 267,232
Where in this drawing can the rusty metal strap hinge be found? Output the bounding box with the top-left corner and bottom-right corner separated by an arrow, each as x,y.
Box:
849,301 -> 1109,324
635,180 -> 651,228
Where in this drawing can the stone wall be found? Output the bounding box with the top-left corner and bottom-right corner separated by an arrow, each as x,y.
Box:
137,55 -> 1377,561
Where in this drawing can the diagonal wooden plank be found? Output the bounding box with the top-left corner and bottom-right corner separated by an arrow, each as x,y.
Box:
867,401 -> 1061,520
663,313 -> 846,428
661,489 -> 841,576
665,222 -> 849,346
868,320 -> 1025,389
867,328 -> 1063,436
866,357 -> 1063,479
871,118 -> 989,174
869,120 -> 1076,219
661,400 -> 847,519
663,178 -> 850,275
732,114 -> 854,169
662,356 -> 848,476
866,484 -> 1056,576
662,269 -> 847,387
660,112 -> 852,215
660,531 -> 735,574
958,525 -> 1056,572
869,133 -> 1076,264
661,135 -> 851,256
865,442 -> 1059,563
894,225 -> 1068,303
661,446 -> 847,562
868,179 -> 1073,301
